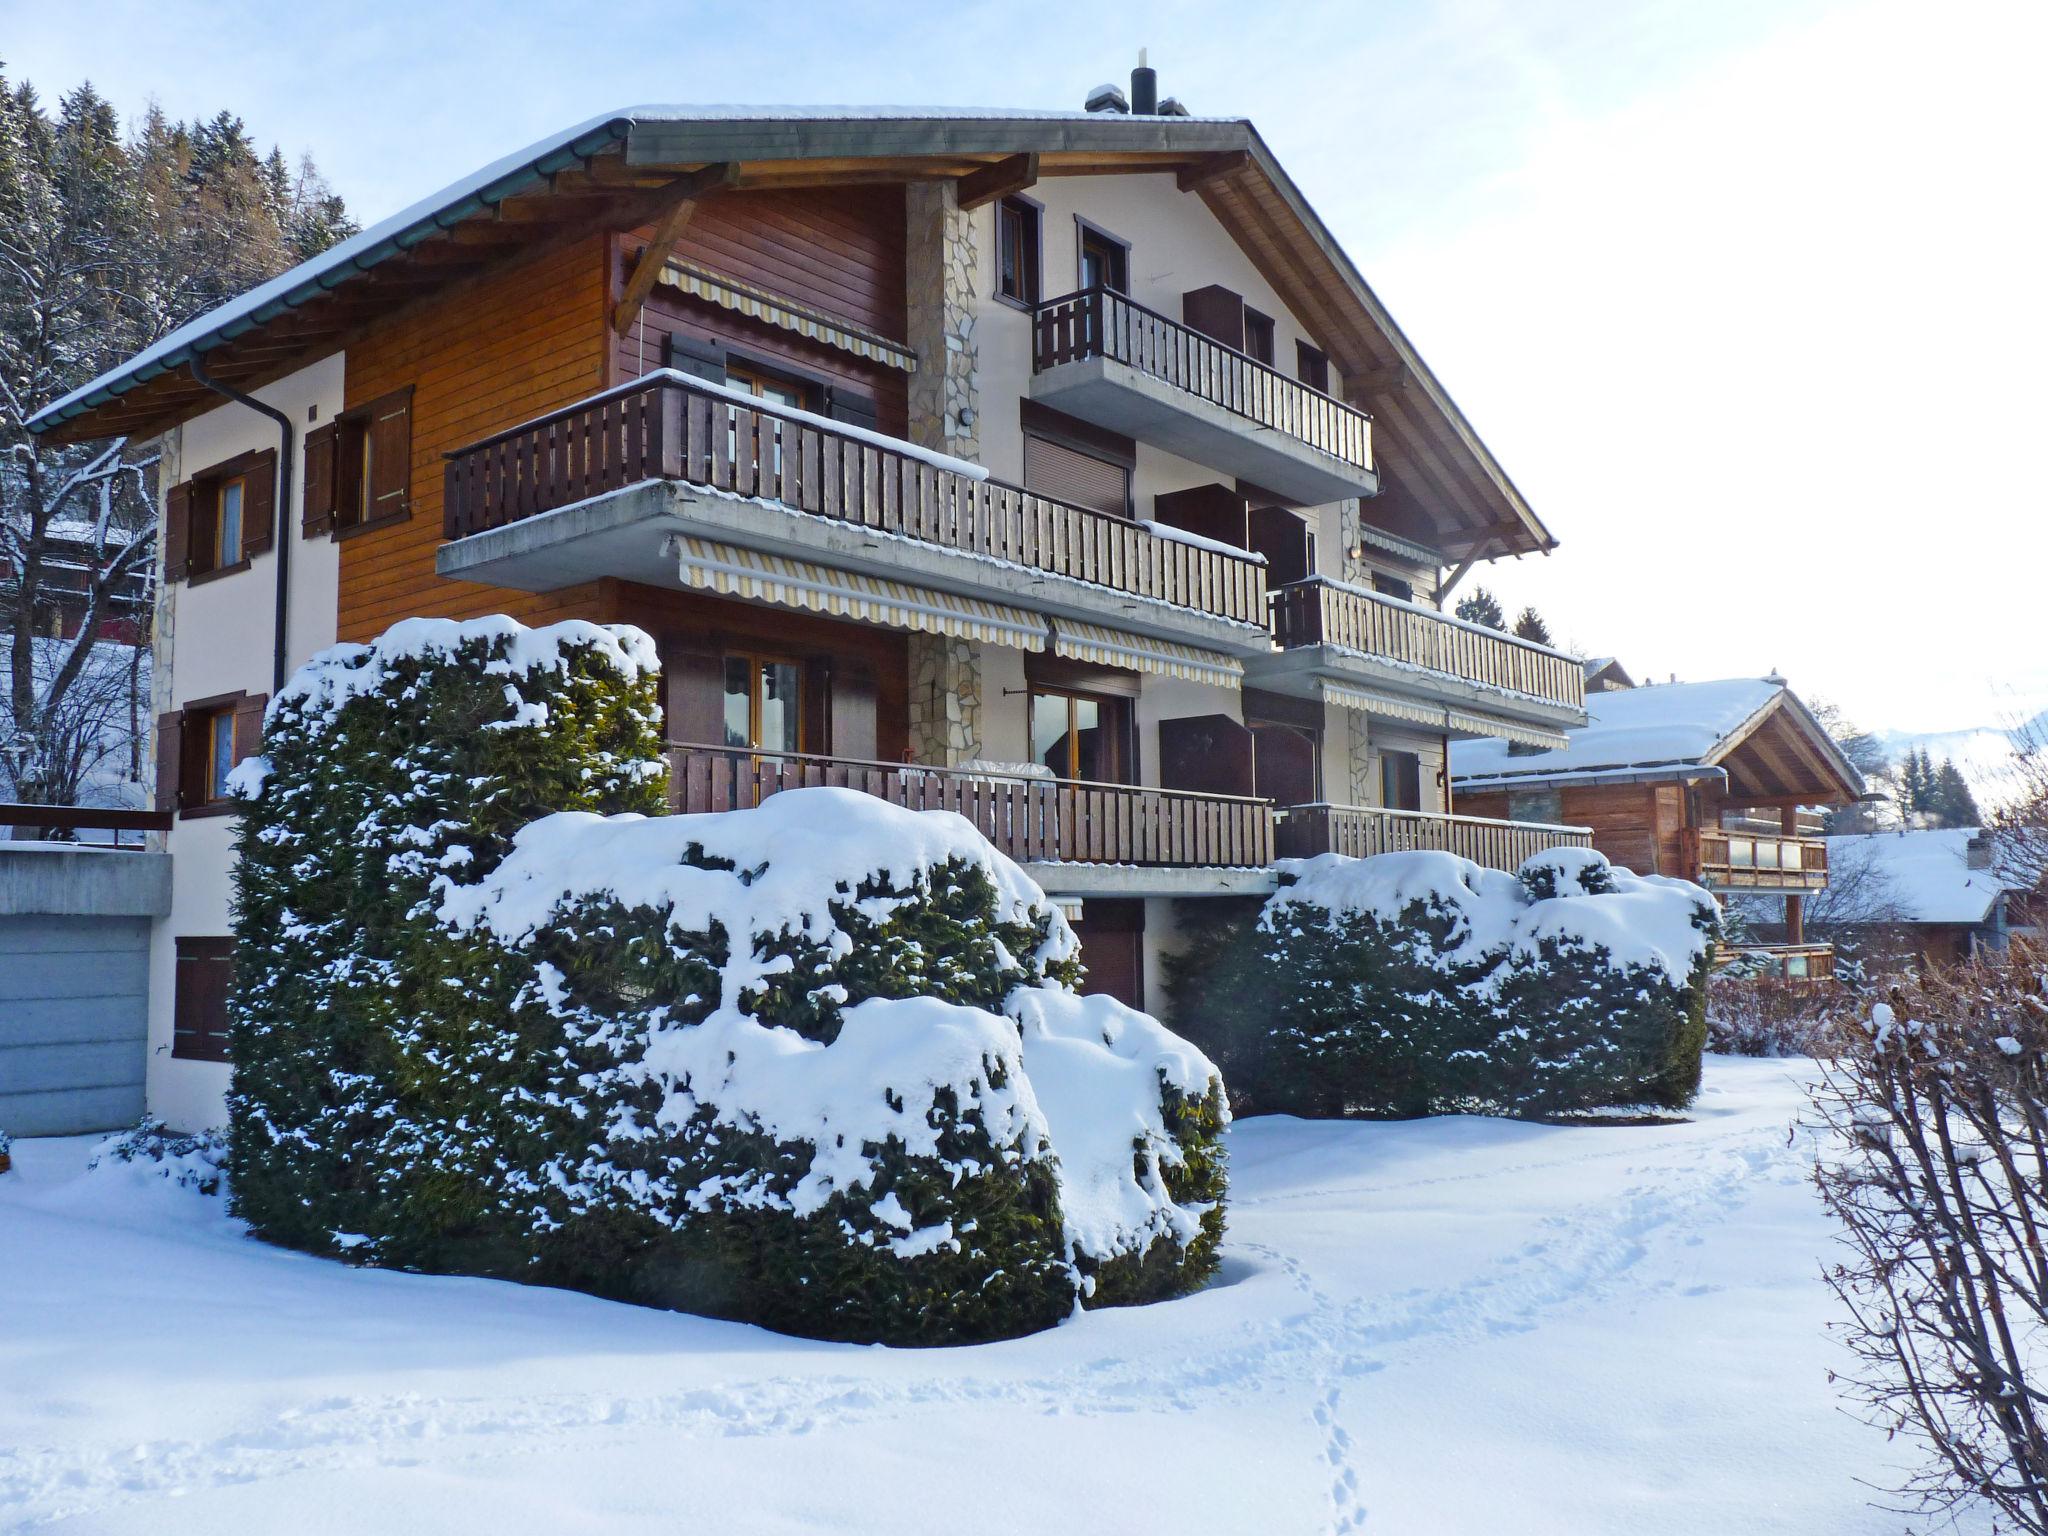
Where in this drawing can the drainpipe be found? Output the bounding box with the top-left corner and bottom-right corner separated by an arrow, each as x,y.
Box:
188,355 -> 294,695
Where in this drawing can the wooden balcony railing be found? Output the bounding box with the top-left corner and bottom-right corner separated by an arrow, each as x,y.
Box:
1274,802 -> 1592,872
1032,286 -> 1374,474
1721,809 -> 1827,837
1269,578 -> 1586,710
0,803 -> 170,849
442,371 -> 1268,626
1686,828 -> 1831,890
1721,943 -> 1837,983
669,744 -> 1273,869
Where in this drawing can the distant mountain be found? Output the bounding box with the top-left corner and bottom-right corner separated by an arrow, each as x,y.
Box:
1869,710 -> 2048,806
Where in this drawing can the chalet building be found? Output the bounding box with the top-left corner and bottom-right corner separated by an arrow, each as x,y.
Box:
1453,675 -> 1866,980
27,76 -> 1590,1132
1810,828 -> 2018,974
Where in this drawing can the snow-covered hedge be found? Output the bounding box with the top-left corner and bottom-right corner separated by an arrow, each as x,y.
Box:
1169,846 -> 1716,1118
229,617 -> 1225,1343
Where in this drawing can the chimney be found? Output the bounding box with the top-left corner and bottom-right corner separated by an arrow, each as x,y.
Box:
1084,81 -> 1130,114
1131,49 -> 1159,115
1968,833 -> 1993,871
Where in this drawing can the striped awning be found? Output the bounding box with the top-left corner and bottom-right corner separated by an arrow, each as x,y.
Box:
1321,681 -> 1446,729
659,260 -> 919,373
1051,620 -> 1243,688
1447,708 -> 1569,751
673,537 -> 1046,649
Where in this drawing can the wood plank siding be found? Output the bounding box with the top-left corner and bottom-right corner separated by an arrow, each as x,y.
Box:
610,185 -> 910,433
1462,782 -> 1688,879
337,236 -> 614,640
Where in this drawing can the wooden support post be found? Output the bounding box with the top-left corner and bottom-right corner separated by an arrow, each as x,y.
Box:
1786,893 -> 1806,946
956,152 -> 1039,211
610,161 -> 741,335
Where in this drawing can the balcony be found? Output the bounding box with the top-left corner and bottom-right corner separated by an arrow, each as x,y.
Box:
1686,828 -> 1830,893
1274,802 -> 1592,873
670,744 -> 1273,871
438,373 -> 1270,655
1728,943 -> 1837,983
1246,578 -> 1587,745
1030,287 -> 1378,506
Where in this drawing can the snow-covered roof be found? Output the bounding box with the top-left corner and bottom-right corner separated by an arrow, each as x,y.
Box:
1828,828 -> 2005,926
24,105 -> 1240,437
1453,677 -> 1790,786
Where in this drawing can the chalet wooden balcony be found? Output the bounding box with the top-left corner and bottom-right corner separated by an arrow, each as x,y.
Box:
1246,578 -> 1588,746
1720,943 -> 1837,983
1274,802 -> 1592,873
437,372 -> 1271,651
1685,828 -> 1830,892
1030,286 -> 1378,506
669,744 -> 1274,870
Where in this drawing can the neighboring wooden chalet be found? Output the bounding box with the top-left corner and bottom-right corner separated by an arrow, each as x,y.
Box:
27,75 -> 1595,1131
1453,675 -> 1866,979
1815,828 -> 2018,972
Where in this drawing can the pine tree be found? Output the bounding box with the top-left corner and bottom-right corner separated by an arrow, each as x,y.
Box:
1511,606 -> 1553,646
0,74 -> 354,810
1455,587 -> 1506,630
1931,759 -> 1982,829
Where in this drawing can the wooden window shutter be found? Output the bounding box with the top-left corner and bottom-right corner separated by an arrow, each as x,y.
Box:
233,692 -> 267,766
154,710 -> 183,814
664,332 -> 727,383
1181,285 -> 1246,351
662,640 -> 725,748
241,449 -> 277,555
828,660 -> 880,761
1024,435 -> 1129,518
823,385 -> 880,434
163,480 -> 192,582
366,388 -> 413,522
302,421 -> 338,536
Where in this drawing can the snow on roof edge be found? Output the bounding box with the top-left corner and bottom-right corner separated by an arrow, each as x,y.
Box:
27,104 -> 1248,435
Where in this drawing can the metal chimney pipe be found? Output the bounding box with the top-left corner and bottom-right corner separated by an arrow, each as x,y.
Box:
1131,49 -> 1158,115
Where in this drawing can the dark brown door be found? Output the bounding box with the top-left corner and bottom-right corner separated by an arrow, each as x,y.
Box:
1072,898 -> 1144,1009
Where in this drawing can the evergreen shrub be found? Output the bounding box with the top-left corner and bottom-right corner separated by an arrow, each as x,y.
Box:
229,616 -> 1225,1344
1169,846 -> 1716,1119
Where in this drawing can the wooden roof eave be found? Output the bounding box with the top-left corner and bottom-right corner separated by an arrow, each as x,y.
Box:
1705,692 -> 1865,807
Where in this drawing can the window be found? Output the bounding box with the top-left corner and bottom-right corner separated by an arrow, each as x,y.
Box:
163,451 -> 275,584
1297,340 -> 1330,393
1371,571 -> 1415,603
996,196 -> 1042,306
722,654 -> 804,754
1243,308 -> 1276,367
1024,434 -> 1130,518
302,387 -> 412,539
725,361 -> 817,414
1030,688 -> 1129,783
1078,222 -> 1129,294
212,476 -> 245,569
173,936 -> 235,1062
156,691 -> 265,817
1380,749 -> 1423,812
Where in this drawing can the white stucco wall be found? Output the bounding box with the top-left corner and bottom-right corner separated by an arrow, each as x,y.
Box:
146,353 -> 345,1130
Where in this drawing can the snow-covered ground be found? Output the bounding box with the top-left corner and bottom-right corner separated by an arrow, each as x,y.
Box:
1,1058 -> 1954,1535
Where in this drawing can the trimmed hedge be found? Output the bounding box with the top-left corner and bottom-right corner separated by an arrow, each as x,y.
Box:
229,616 -> 1226,1344
1168,847 -> 1715,1119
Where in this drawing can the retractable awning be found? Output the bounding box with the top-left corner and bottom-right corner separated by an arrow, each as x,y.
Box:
672,537 -> 1047,649
1051,619 -> 1242,688
1320,679 -> 1569,749
659,260 -> 919,373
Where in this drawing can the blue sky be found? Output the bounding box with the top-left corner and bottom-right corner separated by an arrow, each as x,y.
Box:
6,0 -> 2041,734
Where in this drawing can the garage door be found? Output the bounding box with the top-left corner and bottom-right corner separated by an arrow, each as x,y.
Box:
0,914 -> 149,1136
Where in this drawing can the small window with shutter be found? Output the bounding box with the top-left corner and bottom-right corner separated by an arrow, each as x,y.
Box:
173,936 -> 235,1063
163,448 -> 276,584
1024,434 -> 1130,519
158,690 -> 266,817
308,386 -> 412,539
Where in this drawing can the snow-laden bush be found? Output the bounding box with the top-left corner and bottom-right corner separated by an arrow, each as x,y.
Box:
1706,977 -> 1847,1058
230,616 -> 1226,1343
1171,846 -> 1716,1118
88,1117 -> 229,1194
0,1124 -> 11,1174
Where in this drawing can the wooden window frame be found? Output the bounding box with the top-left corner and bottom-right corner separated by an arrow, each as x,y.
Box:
170,447 -> 275,585
1075,216 -> 1131,294
1242,307 -> 1277,368
995,194 -> 1043,310
328,385 -> 414,542
166,689 -> 266,820
173,935 -> 235,1063
1027,685 -> 1134,785
1296,339 -> 1331,394
1379,748 -> 1424,813
722,650 -> 807,754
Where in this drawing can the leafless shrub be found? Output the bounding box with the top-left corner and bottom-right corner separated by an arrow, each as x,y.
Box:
1706,977 -> 1848,1057
1811,948 -> 2048,1531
